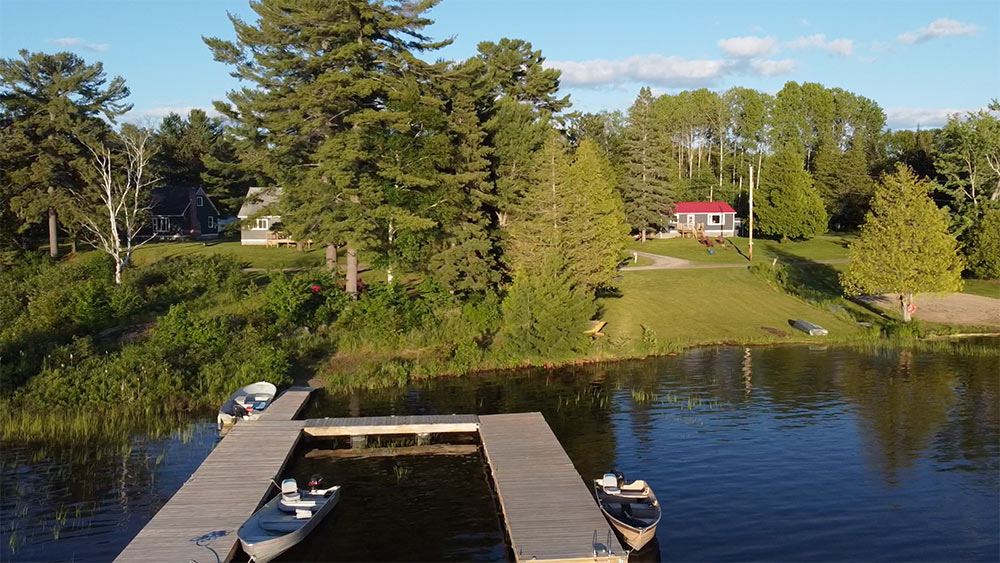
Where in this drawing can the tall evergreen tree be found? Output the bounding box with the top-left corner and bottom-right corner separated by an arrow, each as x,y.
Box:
755,145 -> 828,240
563,139 -> 630,289
621,87 -> 675,242
0,50 -> 130,257
506,132 -> 570,272
841,165 -> 964,322
205,0 -> 450,295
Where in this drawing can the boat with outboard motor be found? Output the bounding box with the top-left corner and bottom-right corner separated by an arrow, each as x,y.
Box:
594,471 -> 661,550
217,381 -> 277,428
238,475 -> 340,563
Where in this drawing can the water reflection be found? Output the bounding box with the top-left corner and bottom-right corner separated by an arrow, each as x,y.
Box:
3,345 -> 997,562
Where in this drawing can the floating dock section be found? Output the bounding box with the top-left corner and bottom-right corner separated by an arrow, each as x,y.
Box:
480,413 -> 626,563
117,406 -> 625,563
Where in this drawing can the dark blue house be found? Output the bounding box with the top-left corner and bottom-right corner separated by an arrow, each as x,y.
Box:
149,187 -> 220,239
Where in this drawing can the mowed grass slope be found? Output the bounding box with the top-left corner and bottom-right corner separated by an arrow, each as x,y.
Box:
600,268 -> 863,346
131,241 -> 325,268
626,234 -> 854,264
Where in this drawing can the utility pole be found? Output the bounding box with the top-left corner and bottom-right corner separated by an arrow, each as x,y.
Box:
748,164 -> 755,262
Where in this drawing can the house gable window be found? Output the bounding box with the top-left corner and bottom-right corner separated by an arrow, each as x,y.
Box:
196,195 -> 204,207
207,216 -> 215,229
254,218 -> 269,231
710,214 -> 722,225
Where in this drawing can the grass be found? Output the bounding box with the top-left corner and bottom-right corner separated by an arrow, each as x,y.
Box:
130,240 -> 325,269
627,234 -> 854,264
962,279 -> 1000,299
599,267 -> 868,347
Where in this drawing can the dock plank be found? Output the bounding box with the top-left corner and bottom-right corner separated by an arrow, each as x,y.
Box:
479,413 -> 625,563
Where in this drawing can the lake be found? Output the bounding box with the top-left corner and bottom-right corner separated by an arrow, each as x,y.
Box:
2,345 -> 997,561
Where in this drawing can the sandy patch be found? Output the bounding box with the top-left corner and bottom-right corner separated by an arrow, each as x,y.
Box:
859,293 -> 1000,328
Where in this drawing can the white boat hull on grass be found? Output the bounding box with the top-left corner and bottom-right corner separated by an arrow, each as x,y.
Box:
217,381 -> 277,428
239,481 -> 340,563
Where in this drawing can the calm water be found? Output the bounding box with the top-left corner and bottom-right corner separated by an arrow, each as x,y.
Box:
2,345 -> 998,562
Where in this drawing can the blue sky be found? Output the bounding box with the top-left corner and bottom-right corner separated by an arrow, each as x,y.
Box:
2,0 -> 997,129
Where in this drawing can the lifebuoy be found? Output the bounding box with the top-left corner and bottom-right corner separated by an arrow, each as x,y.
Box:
906,303 -> 917,315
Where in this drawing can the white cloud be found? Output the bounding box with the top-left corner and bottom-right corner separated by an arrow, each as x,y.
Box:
897,18 -> 980,44
799,18 -> 810,26
749,59 -> 797,76
49,37 -> 110,52
125,105 -> 223,124
51,37 -> 83,47
717,36 -> 778,57
885,107 -> 964,129
547,55 -> 732,88
786,34 -> 854,57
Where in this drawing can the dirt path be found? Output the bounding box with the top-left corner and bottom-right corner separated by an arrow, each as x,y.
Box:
858,293 -> 1000,328
620,251 -> 848,271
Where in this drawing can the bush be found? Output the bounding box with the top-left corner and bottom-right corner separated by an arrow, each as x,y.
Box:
499,254 -> 595,362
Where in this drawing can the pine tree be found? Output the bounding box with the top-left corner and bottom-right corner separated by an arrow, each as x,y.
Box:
621,87 -> 675,241
564,140 -> 630,289
0,50 -> 130,257
841,165 -> 964,322
499,252 -> 595,361
206,0 -> 450,295
755,145 -> 828,240
505,132 -> 570,272
427,82 -> 502,293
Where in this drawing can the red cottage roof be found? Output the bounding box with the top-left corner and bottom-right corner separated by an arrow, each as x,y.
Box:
674,201 -> 737,214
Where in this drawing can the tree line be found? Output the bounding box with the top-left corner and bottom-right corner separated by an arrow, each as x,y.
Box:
2,0 -> 998,315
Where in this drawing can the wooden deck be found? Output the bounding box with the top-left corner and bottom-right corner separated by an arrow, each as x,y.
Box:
114,387 -> 314,563
480,413 -> 626,563
303,413 -> 479,437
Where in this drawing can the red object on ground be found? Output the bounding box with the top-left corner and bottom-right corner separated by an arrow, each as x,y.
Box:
310,284 -> 322,293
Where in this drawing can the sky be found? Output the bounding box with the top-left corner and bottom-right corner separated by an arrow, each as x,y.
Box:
2,0 -> 997,129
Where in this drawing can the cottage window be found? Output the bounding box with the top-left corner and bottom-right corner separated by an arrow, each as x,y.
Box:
196,196 -> 204,207
207,216 -> 215,229
710,214 -> 722,225
154,216 -> 170,232
254,218 -> 269,230
686,214 -> 695,226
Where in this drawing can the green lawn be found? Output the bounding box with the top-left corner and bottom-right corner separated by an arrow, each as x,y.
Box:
962,279 -> 1000,299
130,240 -> 325,269
626,234 -> 854,264
600,267 -> 866,346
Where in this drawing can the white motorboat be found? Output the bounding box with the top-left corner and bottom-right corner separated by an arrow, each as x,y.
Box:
217,381 -> 277,428
239,477 -> 341,563
594,471 -> 661,551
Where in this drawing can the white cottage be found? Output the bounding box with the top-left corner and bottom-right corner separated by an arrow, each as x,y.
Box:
237,187 -> 283,245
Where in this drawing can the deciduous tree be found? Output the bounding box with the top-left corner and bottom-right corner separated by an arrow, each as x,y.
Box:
841,165 -> 964,322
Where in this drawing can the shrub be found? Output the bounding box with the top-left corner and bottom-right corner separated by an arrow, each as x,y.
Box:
499,254 -> 595,362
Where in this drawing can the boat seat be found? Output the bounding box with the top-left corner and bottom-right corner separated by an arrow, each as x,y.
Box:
281,478 -> 300,502
234,395 -> 248,406
601,473 -> 620,495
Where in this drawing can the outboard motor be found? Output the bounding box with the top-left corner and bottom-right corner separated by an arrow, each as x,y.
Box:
308,474 -> 324,490
613,470 -> 625,488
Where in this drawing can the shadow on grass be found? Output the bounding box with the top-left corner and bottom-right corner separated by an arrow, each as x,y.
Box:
769,247 -> 843,301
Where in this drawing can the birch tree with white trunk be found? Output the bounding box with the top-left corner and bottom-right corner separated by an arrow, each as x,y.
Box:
75,128 -> 159,284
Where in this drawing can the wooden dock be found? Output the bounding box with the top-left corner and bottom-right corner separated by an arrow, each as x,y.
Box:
303,413 -> 479,437
114,388 -> 313,563
118,405 -> 626,563
480,413 -> 626,563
